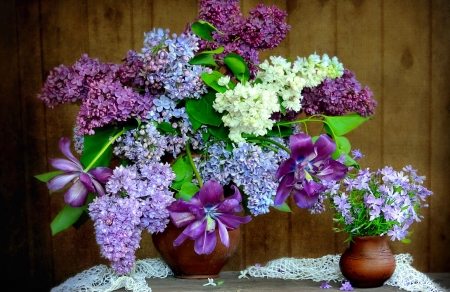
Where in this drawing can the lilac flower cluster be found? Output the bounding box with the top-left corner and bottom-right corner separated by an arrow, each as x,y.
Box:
141,28 -> 208,101
325,165 -> 432,241
88,163 -> 176,274
38,54 -> 150,135
192,0 -> 290,77
194,141 -> 289,215
301,69 -> 377,117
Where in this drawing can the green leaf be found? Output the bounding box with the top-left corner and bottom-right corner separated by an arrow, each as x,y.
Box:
157,121 -> 177,134
171,157 -> 193,183
191,20 -> 220,42
81,126 -> 118,168
186,110 -> 203,132
189,54 -> 217,67
208,125 -> 230,140
335,136 -> 351,154
185,91 -> 223,127
50,205 -> 85,235
272,201 -> 292,212
34,171 -> 64,183
224,53 -> 250,82
189,47 -> 224,67
176,182 -> 200,201
201,71 -> 228,93
323,113 -> 371,136
201,129 -> 211,144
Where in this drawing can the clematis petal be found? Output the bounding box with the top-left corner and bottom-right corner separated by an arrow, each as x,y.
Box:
217,198 -> 240,212
198,180 -> 223,206
315,159 -> 348,181
92,179 -> 106,197
194,229 -> 217,255
275,158 -> 296,180
289,134 -> 314,162
58,137 -> 83,168
313,134 -> 336,162
303,179 -> 325,197
274,174 -> 295,206
292,188 -> 320,208
217,220 -> 229,248
170,211 -> 197,228
168,199 -> 194,212
217,213 -> 251,229
47,172 -> 79,191
79,172 -> 95,193
49,158 -> 81,172
64,180 -> 88,207
89,167 -> 113,183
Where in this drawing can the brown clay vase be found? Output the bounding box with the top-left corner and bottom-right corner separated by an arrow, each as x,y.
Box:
339,235 -> 396,288
152,221 -> 240,279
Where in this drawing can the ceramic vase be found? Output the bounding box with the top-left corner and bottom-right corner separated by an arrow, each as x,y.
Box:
339,235 -> 396,288
152,221 -> 240,279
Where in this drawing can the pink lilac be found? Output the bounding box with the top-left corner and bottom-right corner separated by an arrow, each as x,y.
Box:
301,69 -> 377,117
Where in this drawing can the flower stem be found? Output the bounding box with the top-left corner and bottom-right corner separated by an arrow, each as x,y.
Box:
186,140 -> 203,187
249,136 -> 290,154
84,128 -> 126,172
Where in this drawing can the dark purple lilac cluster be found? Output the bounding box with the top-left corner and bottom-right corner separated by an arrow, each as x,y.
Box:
38,54 -> 149,135
301,69 -> 377,117
192,0 -> 290,77
89,163 -> 175,274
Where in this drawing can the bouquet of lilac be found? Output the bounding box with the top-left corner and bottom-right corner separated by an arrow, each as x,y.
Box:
35,0 -> 377,275
323,162 -> 433,242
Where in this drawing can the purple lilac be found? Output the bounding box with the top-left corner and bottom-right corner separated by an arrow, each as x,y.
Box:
191,0 -> 289,77
89,194 -> 143,275
89,163 -> 175,274
301,69 -> 377,117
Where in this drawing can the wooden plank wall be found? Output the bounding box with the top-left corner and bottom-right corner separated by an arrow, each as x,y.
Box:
1,0 -> 449,290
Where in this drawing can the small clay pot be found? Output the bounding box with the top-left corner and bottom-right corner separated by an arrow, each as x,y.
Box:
339,235 -> 396,288
152,221 -> 240,279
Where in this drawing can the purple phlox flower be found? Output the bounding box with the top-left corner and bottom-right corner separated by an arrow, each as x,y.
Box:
351,149 -> 364,160
320,281 -> 332,289
168,180 -> 251,255
333,193 -> 351,214
274,134 -> 348,209
388,224 -> 409,241
47,137 -> 112,207
365,193 -> 384,220
340,281 -> 353,291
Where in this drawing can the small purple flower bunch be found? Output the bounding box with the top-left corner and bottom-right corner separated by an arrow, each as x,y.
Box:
324,163 -> 433,242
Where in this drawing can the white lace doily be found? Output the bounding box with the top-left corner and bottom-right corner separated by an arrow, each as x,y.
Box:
52,254 -> 447,292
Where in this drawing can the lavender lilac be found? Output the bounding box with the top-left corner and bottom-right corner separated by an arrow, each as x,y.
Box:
194,141 -> 289,216
89,163 -> 175,274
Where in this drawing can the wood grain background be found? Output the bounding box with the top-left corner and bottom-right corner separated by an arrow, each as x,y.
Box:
1,0 -> 449,290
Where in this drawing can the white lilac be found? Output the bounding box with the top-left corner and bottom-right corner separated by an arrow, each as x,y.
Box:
194,141 -> 289,215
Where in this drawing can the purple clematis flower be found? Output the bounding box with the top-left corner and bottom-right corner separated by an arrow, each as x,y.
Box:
168,180 -> 252,255
274,133 -> 348,208
47,137 -> 113,207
